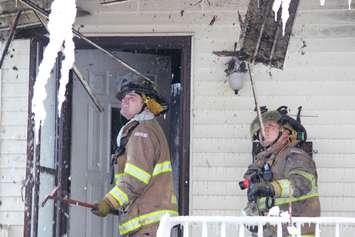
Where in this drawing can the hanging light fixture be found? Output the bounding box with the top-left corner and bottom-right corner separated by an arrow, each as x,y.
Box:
225,57 -> 248,95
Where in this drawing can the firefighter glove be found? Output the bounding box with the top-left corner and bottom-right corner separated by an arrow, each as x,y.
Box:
243,164 -> 262,183
91,198 -> 112,217
247,182 -> 275,202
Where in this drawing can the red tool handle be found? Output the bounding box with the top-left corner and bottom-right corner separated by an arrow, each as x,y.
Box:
62,198 -> 96,209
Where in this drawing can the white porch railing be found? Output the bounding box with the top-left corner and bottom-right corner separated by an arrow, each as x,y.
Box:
157,216 -> 355,237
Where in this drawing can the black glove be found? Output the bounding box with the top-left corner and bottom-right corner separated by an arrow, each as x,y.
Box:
247,182 -> 275,202
243,164 -> 262,183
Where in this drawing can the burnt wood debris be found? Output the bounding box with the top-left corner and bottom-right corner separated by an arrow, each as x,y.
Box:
214,0 -> 300,69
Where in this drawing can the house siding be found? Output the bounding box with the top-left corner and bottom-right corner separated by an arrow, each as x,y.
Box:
75,0 -> 355,219
0,39 -> 30,236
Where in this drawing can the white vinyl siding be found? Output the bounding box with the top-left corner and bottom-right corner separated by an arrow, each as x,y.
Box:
0,39 -> 30,236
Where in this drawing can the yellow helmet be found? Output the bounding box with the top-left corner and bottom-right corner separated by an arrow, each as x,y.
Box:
250,107 -> 307,142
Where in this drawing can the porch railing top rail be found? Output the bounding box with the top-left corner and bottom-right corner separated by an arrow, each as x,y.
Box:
157,215 -> 355,237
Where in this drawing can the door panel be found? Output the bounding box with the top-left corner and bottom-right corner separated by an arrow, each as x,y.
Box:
70,50 -> 171,237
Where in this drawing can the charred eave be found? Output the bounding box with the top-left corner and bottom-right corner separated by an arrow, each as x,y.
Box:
242,0 -> 300,69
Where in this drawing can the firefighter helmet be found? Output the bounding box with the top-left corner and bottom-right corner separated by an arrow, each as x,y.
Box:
116,77 -> 168,115
250,106 -> 307,142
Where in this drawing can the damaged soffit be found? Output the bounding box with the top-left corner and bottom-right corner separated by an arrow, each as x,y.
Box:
0,0 -> 91,32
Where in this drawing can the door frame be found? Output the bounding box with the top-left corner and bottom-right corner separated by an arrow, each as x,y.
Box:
25,35 -> 191,237
73,35 -> 192,215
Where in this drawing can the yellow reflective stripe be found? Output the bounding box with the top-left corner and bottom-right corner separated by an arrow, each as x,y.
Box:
258,170 -> 319,210
274,193 -> 320,206
152,161 -> 172,176
119,209 -> 178,235
258,193 -> 319,210
273,179 -> 293,198
171,194 -> 177,205
109,186 -> 129,206
289,169 -> 318,192
124,163 -> 151,184
115,173 -> 123,185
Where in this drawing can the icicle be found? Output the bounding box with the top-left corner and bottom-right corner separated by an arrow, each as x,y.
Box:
281,0 -> 291,36
32,0 -> 77,141
349,0 -> 352,10
320,0 -> 325,6
272,0 -> 282,21
272,0 -> 292,35
57,30 -> 75,115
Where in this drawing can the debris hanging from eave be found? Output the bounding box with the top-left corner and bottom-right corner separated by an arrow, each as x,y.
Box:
236,0 -> 300,69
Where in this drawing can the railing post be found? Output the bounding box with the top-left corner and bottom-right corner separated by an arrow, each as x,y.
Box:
156,214 -> 171,237
277,223 -> 282,237
239,223 -> 245,237
335,223 -> 340,237
315,223 -> 320,237
257,223 -> 263,237
183,221 -> 189,237
296,222 -> 302,237
220,222 -> 226,237
202,222 -> 208,237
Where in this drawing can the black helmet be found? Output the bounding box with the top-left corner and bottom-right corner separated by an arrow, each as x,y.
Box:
116,77 -> 168,115
250,106 -> 307,142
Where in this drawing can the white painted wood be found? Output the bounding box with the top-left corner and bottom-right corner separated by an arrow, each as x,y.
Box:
0,211 -> 24,225
0,167 -> 26,183
0,111 -> 29,126
1,98 -> 28,112
0,182 -> 22,197
1,83 -> 29,98
0,154 -> 27,168
0,40 -> 29,232
1,68 -> 29,84
0,197 -> 25,211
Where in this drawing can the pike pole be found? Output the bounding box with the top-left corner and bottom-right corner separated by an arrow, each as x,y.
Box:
247,63 -> 265,138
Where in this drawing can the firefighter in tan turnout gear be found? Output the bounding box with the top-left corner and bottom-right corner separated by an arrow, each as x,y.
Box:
242,106 -> 320,237
91,77 -> 178,237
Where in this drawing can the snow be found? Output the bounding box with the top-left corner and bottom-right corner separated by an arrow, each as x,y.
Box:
272,0 -> 291,36
31,0 -> 76,140
273,0 -> 353,36
272,0 -> 282,21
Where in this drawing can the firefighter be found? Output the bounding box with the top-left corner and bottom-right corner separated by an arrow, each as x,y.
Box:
91,77 -> 178,237
244,107 -> 320,236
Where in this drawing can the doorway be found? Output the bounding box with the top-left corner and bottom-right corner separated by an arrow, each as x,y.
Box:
68,36 -> 191,236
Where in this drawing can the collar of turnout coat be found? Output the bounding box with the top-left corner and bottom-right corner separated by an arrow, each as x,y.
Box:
116,109 -> 155,147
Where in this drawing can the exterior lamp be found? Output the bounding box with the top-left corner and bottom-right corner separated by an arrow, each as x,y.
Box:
225,57 -> 248,95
